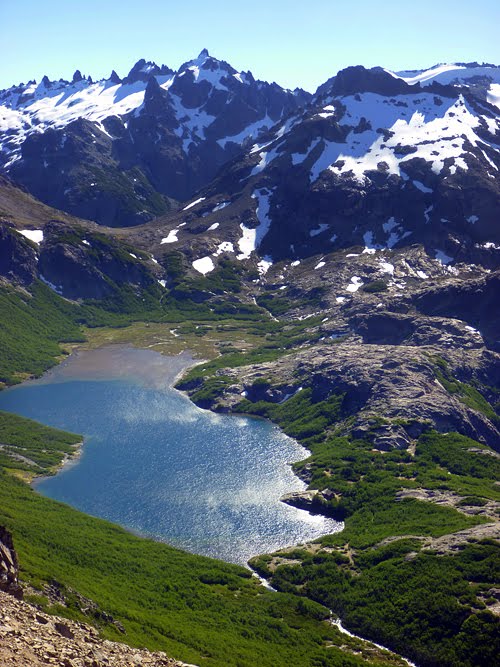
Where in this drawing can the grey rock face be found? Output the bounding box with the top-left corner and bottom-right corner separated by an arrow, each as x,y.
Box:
0,526 -> 22,599
0,223 -> 38,285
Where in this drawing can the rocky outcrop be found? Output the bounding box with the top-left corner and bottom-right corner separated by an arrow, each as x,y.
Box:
9,118 -> 172,228
0,223 -> 38,285
0,527 -> 22,599
0,590 -> 188,667
321,65 -> 414,97
38,222 -> 157,299
185,338 -> 500,452
281,489 -> 341,517
415,271 -> 500,351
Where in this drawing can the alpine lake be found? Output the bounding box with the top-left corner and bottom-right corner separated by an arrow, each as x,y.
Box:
0,346 -> 340,565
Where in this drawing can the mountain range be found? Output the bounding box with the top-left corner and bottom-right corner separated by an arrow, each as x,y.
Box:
0,51 -> 499,667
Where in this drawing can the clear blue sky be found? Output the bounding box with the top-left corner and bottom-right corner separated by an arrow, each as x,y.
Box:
2,0 -> 499,92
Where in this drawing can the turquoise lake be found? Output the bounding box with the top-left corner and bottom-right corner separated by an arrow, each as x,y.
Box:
0,346 -> 340,564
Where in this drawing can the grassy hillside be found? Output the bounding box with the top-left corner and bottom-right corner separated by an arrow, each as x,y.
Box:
0,282 -> 85,386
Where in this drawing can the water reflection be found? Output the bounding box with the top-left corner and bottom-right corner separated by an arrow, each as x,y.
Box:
0,347 -> 341,564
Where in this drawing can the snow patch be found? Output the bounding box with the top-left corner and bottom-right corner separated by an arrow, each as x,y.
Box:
192,256 -> 215,274
237,189 -> 272,260
160,229 -> 179,244
424,205 -> 433,224
257,257 -> 273,275
362,230 -> 382,253
346,276 -> 363,293
18,229 -> 43,244
214,241 -> 234,255
183,197 -> 206,211
435,249 -> 454,265
310,223 -> 329,237
291,137 -> 321,165
487,83 -> 500,110
314,260 -> 326,270
300,92 -> 486,183
413,180 -> 433,193
212,201 -> 229,212
382,217 -> 411,248
378,261 -> 394,275
40,274 -> 63,294
207,222 -> 219,231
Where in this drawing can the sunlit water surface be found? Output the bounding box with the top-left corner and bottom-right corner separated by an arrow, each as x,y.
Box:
0,346 -> 341,564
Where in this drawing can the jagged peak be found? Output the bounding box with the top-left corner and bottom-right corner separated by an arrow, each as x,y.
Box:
109,70 -> 121,85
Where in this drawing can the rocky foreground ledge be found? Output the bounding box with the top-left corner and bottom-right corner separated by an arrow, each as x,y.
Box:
0,589 -> 192,667
1,527 -> 191,667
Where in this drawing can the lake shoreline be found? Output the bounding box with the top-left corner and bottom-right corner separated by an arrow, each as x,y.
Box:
1,344 -> 340,567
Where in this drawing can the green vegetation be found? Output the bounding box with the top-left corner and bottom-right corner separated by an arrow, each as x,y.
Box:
250,430 -> 500,667
78,165 -> 170,220
361,280 -> 388,293
178,258 -> 245,295
256,292 -> 295,315
178,316 -> 325,390
0,284 -> 404,666
431,356 -> 499,424
256,286 -> 327,317
417,432 -> 500,485
0,282 -> 84,385
235,388 -> 346,442
0,247 -> 498,667
0,411 -> 80,475
255,539 -> 500,667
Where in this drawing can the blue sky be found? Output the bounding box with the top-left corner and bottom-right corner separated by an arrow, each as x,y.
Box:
2,0 -> 499,91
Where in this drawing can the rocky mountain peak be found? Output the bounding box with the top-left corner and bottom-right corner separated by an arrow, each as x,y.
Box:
123,59 -> 161,85
109,69 -> 121,84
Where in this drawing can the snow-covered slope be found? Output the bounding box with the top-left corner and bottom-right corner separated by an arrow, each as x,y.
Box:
153,65 -> 499,273
387,63 -> 500,109
307,91 -> 498,182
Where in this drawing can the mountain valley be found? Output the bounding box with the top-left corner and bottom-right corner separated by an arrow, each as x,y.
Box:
0,53 -> 499,667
